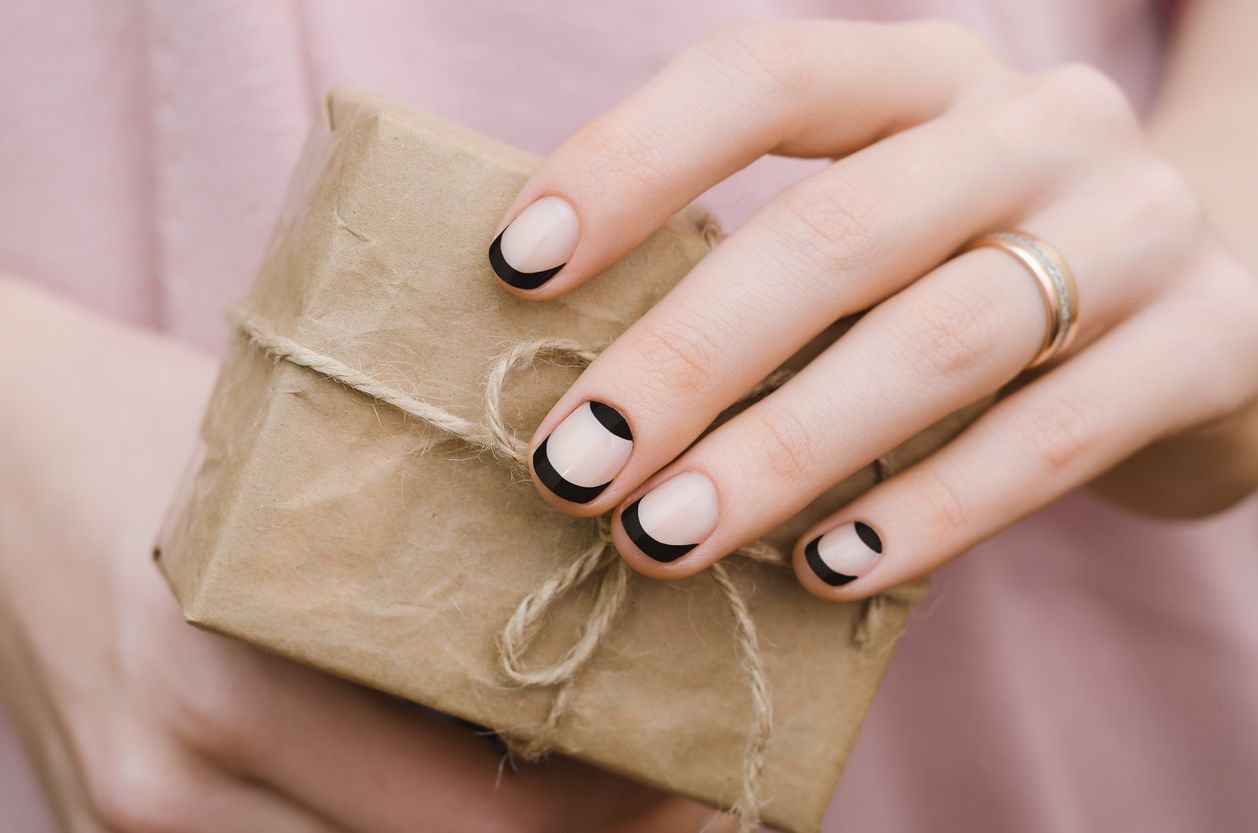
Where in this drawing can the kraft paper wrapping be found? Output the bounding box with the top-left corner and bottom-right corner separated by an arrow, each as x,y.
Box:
155,88 -> 987,833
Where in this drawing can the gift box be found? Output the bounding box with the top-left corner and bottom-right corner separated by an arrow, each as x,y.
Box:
155,88 -> 988,833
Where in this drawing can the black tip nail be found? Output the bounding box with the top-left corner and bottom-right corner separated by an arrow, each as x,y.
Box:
854,521 -> 882,553
589,400 -> 632,440
621,498 -> 697,563
488,230 -> 565,290
803,522 -> 882,587
804,535 -> 857,586
532,437 -> 610,504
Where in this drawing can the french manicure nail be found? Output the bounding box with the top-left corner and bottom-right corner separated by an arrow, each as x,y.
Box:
488,195 -> 579,289
620,471 -> 719,563
804,522 -> 883,586
533,401 -> 633,504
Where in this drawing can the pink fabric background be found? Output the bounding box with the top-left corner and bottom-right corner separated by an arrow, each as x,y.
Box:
2,1 -> 1256,831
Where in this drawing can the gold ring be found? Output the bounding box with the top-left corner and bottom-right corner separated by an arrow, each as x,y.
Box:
964,230 -> 1080,369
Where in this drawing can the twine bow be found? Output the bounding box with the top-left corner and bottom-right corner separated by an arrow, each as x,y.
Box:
230,307 -> 927,833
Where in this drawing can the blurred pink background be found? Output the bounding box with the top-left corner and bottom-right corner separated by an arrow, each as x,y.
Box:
3,1 -> 1255,831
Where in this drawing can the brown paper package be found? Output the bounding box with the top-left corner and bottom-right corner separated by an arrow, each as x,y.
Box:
155,88 -> 989,833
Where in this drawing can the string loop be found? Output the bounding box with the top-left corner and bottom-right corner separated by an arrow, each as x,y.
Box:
231,305 -> 923,832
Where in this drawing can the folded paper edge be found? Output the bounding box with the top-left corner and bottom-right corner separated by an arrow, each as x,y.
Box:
150,86 -> 958,833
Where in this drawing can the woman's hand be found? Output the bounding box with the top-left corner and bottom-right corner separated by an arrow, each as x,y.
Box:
0,279 -> 727,833
488,19 -> 1258,601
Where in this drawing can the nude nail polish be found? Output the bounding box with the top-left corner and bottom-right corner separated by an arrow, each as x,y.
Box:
804,522 -> 883,586
620,471 -> 719,562
533,401 -> 633,503
488,195 -> 579,289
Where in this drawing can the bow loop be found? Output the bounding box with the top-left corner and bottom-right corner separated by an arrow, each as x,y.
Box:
229,303 -> 928,833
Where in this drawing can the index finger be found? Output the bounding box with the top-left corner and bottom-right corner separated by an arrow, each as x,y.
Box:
486,19 -> 997,297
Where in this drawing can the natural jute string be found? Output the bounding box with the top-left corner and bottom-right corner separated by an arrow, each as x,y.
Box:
230,306 -> 927,833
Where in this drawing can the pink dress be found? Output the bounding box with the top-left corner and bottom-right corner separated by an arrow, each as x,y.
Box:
2,1 -> 1255,830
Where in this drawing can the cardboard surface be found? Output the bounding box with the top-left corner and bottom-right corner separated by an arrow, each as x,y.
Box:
156,88 -> 987,833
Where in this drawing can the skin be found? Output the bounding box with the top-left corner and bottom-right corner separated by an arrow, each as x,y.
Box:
0,2 -> 1254,830
503,10 -> 1258,603
0,279 -> 731,831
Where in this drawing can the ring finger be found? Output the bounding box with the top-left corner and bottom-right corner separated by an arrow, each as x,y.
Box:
607,186 -> 1165,578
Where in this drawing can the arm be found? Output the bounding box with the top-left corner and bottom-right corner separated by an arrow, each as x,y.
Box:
1089,0 -> 1258,516
1150,0 -> 1258,268
0,280 -> 718,829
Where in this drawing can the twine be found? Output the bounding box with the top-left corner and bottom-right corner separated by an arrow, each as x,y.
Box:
230,302 -> 926,832
230,307 -> 926,830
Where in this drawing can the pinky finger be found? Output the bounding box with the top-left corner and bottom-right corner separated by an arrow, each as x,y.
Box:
792,286 -> 1250,601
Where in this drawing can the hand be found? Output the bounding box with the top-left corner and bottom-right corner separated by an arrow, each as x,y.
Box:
0,279 -> 726,832
487,20 -> 1258,601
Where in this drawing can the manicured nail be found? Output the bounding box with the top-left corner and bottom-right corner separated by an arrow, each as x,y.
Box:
533,401 -> 633,504
488,195 -> 579,289
804,522 -> 883,586
620,471 -> 719,563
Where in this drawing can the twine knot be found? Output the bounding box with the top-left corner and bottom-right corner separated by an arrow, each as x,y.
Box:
231,305 -> 924,833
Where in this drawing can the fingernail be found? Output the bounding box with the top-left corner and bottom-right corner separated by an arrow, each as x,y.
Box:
488,195 -> 579,289
533,401 -> 633,504
804,522 -> 883,586
620,471 -> 719,563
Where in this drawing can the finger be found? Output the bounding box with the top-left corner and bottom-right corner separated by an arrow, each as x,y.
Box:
605,184 -> 1169,577
202,655 -> 673,833
603,798 -> 738,833
209,783 -> 347,833
213,663 -> 539,832
95,742 -> 344,833
791,268 -> 1256,600
545,769 -> 734,833
195,779 -> 346,833
526,86 -> 1090,517
486,18 -> 999,295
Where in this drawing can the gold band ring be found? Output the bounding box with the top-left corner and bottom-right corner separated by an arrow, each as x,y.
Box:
964,230 -> 1080,369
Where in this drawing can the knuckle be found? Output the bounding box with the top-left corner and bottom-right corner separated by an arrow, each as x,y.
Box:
1032,63 -> 1138,138
630,315 -> 724,399
1017,392 -> 1093,473
979,63 -> 1137,154
909,467 -> 971,540
1130,156 -> 1205,244
766,176 -> 888,276
165,665 -> 256,760
1178,256 -> 1258,414
1085,156 -> 1206,286
1215,259 -> 1258,336
698,20 -> 803,96
894,282 -> 1003,380
749,403 -> 820,486
567,119 -> 668,193
86,748 -> 191,833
